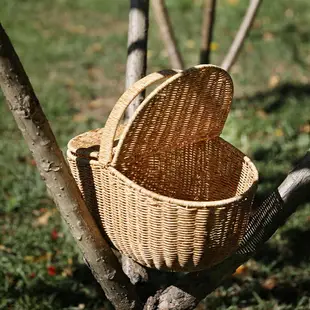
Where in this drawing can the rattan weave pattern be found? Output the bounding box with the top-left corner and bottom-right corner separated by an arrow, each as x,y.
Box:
67,65 -> 259,271
112,66 -> 233,168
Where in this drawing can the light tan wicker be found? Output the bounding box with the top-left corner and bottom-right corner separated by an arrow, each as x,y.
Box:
67,65 -> 258,272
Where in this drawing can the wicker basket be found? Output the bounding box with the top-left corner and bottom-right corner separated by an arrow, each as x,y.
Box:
67,65 -> 258,272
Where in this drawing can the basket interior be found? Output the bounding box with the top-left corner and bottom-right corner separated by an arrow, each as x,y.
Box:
115,137 -> 257,202
69,130 -> 257,203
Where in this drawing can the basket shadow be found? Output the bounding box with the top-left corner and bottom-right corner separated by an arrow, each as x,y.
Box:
235,83 -> 310,114
75,147 -> 114,246
233,82 -> 310,203
76,151 -> 100,223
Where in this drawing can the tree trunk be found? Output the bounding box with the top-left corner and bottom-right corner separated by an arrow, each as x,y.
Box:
0,23 -> 141,310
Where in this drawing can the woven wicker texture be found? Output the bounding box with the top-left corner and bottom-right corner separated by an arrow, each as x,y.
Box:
67,65 -> 259,271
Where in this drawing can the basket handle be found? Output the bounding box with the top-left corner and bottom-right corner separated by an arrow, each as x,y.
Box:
99,69 -> 179,165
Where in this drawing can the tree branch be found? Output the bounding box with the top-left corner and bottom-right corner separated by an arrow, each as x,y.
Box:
151,0 -> 184,69
145,151 -> 310,309
0,23 -> 141,310
121,0 -> 151,284
221,0 -> 262,71
200,0 -> 217,64
124,0 -> 150,121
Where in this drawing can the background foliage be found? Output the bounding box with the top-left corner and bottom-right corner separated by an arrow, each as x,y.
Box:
0,0 -> 309,309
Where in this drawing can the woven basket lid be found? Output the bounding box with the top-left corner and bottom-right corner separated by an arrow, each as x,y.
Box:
109,65 -> 234,167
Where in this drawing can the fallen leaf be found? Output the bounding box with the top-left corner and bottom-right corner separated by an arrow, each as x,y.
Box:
285,8 -> 294,18
227,0 -> 239,5
195,302 -> 205,310
246,43 -> 254,52
62,267 -> 73,277
47,265 -> 57,276
65,24 -> 86,34
88,97 -> 105,109
33,210 -> 53,227
262,277 -> 277,290
269,75 -> 280,88
51,229 -> 59,241
256,109 -> 268,119
29,159 -> 36,166
24,256 -> 35,262
233,264 -> 248,276
185,39 -> 195,49
0,244 -> 13,253
73,113 -> 88,123
24,252 -> 52,263
86,42 -> 103,55
300,123 -> 310,133
274,128 -> 284,137
253,20 -> 262,29
87,66 -> 103,80
68,257 -> 73,265
28,272 -> 36,279
210,42 -> 219,52
64,77 -> 75,87
263,32 -> 274,42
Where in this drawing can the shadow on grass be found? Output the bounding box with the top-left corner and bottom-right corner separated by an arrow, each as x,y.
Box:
236,83 -> 310,113
255,226 -> 310,268
233,82 -> 310,203
215,225 -> 310,308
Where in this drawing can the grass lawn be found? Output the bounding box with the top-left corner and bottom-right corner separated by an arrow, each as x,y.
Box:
0,0 -> 310,309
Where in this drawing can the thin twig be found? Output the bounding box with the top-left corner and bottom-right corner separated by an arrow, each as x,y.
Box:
125,0 -> 150,121
200,0 -> 217,64
221,0 -> 262,71
0,23 -> 141,310
151,0 -> 184,69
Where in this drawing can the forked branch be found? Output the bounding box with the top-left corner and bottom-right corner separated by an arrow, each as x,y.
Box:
221,0 -> 262,71
0,23 -> 141,310
152,0 -> 184,69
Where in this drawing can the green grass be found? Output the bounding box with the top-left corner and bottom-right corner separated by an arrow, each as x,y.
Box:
0,0 -> 309,309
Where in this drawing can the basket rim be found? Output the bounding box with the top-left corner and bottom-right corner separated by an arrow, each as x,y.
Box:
67,131 -> 259,208
106,160 -> 258,208
67,146 -> 259,209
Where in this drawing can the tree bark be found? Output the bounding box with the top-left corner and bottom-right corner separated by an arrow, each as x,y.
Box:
124,0 -> 150,121
200,0 -> 217,64
122,0 -> 151,283
144,152 -> 310,309
0,23 -> 141,310
221,0 -> 262,71
152,0 -> 184,69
